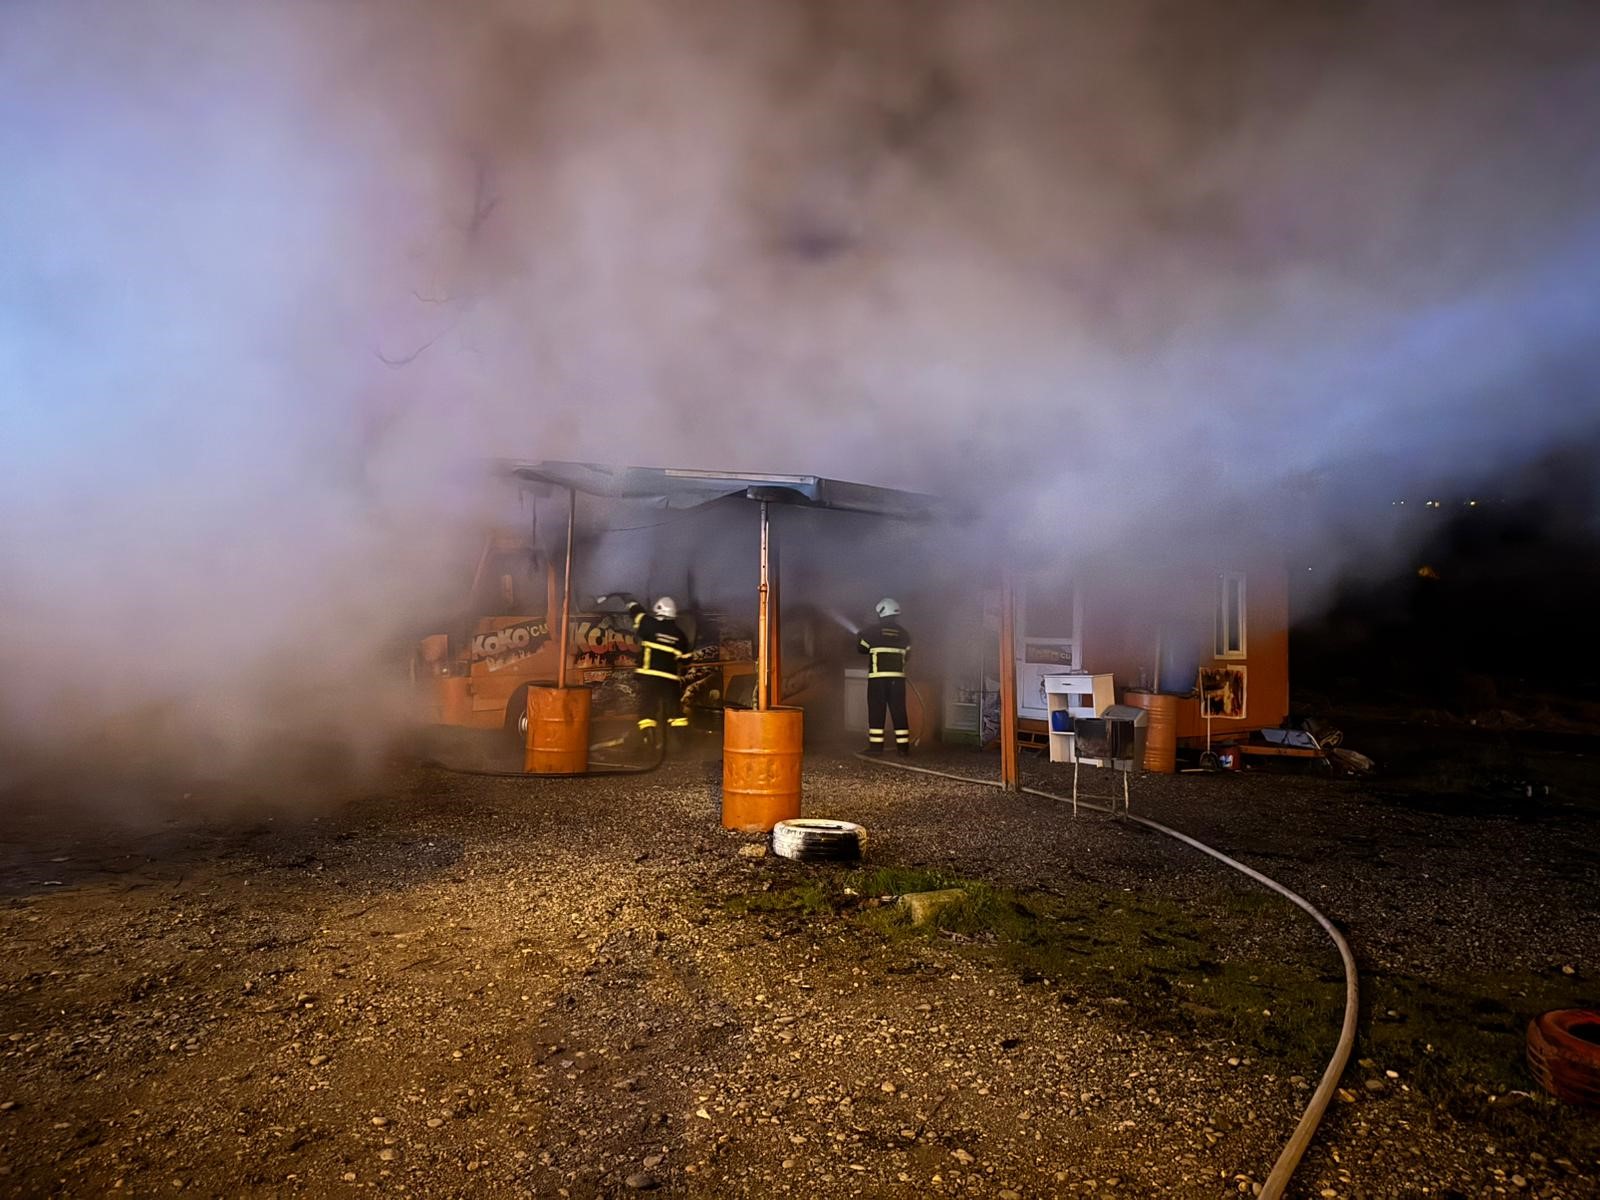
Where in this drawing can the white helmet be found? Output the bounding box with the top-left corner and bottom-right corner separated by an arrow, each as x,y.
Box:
875,597 -> 901,619
652,596 -> 678,620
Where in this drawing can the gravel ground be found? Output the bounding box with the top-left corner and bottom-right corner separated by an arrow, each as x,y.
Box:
0,727 -> 1596,1199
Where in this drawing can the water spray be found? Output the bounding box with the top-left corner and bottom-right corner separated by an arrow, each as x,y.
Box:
824,607 -> 858,636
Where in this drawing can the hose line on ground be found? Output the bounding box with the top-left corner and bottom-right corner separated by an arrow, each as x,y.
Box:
857,753 -> 1358,1200
424,736 -> 668,779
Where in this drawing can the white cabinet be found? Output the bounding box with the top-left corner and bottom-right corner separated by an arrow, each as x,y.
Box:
843,668 -> 869,733
1044,673 -> 1115,763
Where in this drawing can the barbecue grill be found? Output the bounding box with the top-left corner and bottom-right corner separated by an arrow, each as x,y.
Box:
1071,703 -> 1148,772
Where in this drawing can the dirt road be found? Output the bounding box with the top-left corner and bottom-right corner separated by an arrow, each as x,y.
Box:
1,732 -> 1596,1197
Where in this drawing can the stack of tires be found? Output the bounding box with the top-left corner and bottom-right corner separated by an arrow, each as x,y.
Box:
1526,1009 -> 1600,1107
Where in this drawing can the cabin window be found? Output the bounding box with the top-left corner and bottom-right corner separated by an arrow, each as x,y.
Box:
1017,577 -> 1080,668
1023,581 -> 1077,641
1215,572 -> 1247,659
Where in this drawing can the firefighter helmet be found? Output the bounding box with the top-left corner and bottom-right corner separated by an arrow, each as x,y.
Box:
652,596 -> 678,620
875,597 -> 901,619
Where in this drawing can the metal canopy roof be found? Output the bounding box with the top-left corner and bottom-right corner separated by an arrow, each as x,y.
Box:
498,460 -> 951,521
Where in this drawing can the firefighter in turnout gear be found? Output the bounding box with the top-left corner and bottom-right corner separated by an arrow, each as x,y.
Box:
857,598 -> 911,755
599,594 -> 693,748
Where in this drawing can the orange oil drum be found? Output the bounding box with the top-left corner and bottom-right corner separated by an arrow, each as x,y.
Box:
525,685 -> 591,774
1125,690 -> 1178,774
722,707 -> 803,831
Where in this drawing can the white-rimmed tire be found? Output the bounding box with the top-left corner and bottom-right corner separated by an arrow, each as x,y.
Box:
505,685 -> 531,742
771,819 -> 868,863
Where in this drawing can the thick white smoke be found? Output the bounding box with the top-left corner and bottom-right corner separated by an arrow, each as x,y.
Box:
3,0 -> 1598,776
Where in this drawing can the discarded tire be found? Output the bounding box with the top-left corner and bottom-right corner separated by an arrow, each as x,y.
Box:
771,819 -> 867,864
1526,1010 -> 1600,1107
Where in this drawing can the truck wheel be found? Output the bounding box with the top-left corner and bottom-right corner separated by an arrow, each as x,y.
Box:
506,686 -> 531,741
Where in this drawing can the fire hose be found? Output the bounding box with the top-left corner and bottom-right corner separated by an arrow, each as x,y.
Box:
424,732 -> 668,779
856,753 -> 1358,1200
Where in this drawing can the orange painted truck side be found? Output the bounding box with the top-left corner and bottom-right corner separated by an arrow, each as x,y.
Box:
418,613 -> 784,733
417,600 -> 850,736
418,611 -> 642,732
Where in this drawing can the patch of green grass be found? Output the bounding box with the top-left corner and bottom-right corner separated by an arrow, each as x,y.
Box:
1361,969 -> 1600,1160
722,880 -> 839,917
727,871 -> 1343,1069
849,865 -> 959,898
723,871 -> 1600,1162
1368,969 -> 1597,1084
720,866 -> 963,920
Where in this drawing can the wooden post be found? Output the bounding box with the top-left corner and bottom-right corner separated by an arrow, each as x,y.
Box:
999,568 -> 1019,792
756,501 -> 771,712
557,487 -> 575,690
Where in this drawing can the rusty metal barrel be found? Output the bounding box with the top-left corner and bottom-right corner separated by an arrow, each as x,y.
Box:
1125,690 -> 1178,774
525,685 -> 590,774
722,707 -> 803,831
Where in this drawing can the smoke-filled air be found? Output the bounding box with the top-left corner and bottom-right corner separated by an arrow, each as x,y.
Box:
4,0 -> 1599,777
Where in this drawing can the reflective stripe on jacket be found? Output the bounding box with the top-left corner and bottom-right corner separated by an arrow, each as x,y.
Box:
628,601 -> 692,681
857,619 -> 911,678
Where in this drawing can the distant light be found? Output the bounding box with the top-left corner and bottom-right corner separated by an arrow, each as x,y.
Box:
1468,499 -> 1478,506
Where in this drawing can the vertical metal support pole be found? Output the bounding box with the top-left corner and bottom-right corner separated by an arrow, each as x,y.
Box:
999,568 -> 1020,792
557,488 -> 575,690
467,532 -> 494,607
769,513 -> 782,706
757,501 -> 771,712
